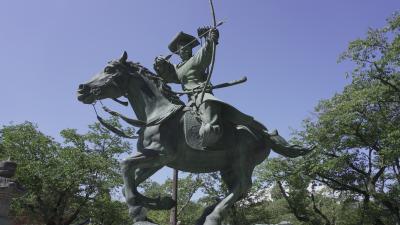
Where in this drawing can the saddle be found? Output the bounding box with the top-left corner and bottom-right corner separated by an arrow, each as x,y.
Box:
183,107 -> 241,151
137,101 -> 264,153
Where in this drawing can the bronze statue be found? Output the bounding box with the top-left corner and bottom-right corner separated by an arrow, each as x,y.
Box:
77,1 -> 310,224
77,51 -> 310,225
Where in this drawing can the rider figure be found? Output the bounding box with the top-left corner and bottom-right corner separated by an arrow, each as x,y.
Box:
154,27 -> 222,148
154,28 -> 310,155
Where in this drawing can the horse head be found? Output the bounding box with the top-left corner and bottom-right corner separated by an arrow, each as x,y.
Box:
77,51 -> 183,122
77,51 -> 138,104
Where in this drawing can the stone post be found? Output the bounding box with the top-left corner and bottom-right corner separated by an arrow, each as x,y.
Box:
0,160 -> 25,225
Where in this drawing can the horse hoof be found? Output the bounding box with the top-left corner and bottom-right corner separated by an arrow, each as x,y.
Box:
204,215 -> 220,225
158,196 -> 177,210
129,206 -> 147,222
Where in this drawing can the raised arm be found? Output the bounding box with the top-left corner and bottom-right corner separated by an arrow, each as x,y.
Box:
191,28 -> 219,70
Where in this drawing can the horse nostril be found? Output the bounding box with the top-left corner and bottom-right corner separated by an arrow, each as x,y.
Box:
91,88 -> 101,96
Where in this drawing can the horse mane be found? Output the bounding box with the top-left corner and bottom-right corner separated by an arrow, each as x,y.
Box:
121,60 -> 184,106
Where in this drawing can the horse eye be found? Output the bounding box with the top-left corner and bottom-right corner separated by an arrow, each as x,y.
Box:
104,67 -> 115,73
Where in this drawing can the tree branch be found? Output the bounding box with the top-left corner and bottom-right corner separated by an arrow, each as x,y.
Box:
370,192 -> 400,223
368,148 -> 373,176
371,166 -> 386,185
316,173 -> 368,195
277,181 -> 310,222
353,124 -> 380,153
62,190 -> 92,225
373,62 -> 400,93
393,164 -> 400,183
311,193 -> 331,225
177,183 -> 199,217
323,152 -> 368,176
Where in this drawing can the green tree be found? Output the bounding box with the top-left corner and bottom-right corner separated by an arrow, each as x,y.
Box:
140,173 -> 203,225
0,120 -> 132,225
196,172 -> 274,225
256,157 -> 349,225
253,11 -> 400,225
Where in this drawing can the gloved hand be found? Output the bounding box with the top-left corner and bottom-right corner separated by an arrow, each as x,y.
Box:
197,26 -> 211,38
208,28 -> 219,44
153,55 -> 178,83
153,56 -> 170,76
197,26 -> 219,44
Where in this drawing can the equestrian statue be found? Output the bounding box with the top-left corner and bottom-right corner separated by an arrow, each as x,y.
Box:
76,2 -> 310,224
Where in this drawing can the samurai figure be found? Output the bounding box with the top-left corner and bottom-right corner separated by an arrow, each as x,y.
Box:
154,27 -> 309,155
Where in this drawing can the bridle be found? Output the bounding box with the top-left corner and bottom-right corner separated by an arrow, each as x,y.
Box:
89,65 -> 139,139
88,63 -> 183,139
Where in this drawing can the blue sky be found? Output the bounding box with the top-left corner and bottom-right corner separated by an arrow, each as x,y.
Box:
1,1 -> 399,182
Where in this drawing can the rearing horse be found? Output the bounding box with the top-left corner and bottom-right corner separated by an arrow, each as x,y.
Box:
77,52 -> 308,225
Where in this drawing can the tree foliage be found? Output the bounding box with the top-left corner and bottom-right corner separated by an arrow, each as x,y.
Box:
0,120 -> 132,225
253,12 -> 400,225
140,173 -> 204,225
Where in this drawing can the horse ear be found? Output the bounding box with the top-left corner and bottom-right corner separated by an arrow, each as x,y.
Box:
165,54 -> 172,60
119,51 -> 128,63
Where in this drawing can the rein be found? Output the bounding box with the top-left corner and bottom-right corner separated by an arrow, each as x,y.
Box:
89,68 -> 184,139
91,102 -> 138,139
92,100 -> 183,139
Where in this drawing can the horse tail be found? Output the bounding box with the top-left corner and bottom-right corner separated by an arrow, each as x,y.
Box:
261,129 -> 311,158
242,119 -> 310,158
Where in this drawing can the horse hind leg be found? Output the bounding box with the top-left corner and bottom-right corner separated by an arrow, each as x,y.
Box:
195,202 -> 220,225
201,170 -> 252,225
202,128 -> 256,225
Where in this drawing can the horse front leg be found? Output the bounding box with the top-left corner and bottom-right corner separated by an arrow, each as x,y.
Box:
134,166 -> 177,210
121,154 -> 155,205
121,153 -> 172,222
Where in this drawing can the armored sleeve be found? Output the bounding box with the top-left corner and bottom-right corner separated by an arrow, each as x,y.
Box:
190,40 -> 213,70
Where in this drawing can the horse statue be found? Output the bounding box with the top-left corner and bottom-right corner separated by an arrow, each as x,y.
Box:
77,52 -> 309,225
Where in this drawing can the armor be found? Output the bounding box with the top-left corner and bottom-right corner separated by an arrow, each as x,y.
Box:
157,30 -> 224,147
